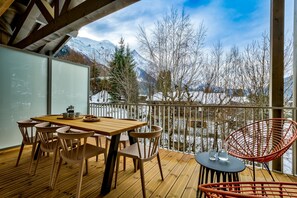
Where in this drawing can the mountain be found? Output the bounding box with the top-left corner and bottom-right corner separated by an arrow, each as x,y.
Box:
58,37 -> 155,94
65,37 -> 115,66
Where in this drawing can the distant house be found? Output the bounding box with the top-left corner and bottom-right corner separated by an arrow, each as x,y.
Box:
147,91 -> 249,105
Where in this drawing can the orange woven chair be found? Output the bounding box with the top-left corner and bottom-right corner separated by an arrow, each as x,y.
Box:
225,118 -> 297,181
199,181 -> 297,197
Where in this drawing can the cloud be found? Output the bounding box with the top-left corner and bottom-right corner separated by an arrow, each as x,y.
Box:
78,0 -> 294,51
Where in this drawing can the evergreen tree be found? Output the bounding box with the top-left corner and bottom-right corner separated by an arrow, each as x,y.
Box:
109,38 -> 139,103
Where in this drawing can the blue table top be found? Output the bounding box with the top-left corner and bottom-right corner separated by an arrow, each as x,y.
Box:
195,152 -> 246,173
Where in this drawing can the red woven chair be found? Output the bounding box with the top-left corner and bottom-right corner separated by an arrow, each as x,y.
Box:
225,118 -> 297,181
199,181 -> 297,197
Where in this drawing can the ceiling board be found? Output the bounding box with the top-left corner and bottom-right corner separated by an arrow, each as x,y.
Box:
0,0 -> 14,17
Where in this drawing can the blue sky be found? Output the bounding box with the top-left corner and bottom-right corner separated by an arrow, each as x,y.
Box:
78,0 -> 294,51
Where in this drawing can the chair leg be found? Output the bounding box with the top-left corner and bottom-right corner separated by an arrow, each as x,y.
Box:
139,160 -> 146,198
103,150 -> 107,164
114,154 -> 121,188
157,153 -> 164,180
123,142 -> 126,170
134,159 -> 138,173
49,149 -> 58,188
253,160 -> 255,181
76,160 -> 85,198
95,136 -> 99,162
51,157 -> 63,190
33,148 -> 42,175
105,138 -> 109,150
15,142 -> 24,167
28,141 -> 38,174
263,162 -> 275,181
99,136 -> 102,147
84,160 -> 88,176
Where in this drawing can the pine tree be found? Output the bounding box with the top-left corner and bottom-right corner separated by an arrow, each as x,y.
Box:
109,38 -> 139,103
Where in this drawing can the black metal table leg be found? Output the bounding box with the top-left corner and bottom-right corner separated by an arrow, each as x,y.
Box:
100,134 -> 120,195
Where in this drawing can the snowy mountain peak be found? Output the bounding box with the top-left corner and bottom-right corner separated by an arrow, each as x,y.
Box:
64,37 -> 155,94
66,37 -> 116,65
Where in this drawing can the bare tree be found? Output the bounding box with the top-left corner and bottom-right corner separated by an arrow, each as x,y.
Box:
138,7 -> 206,102
240,33 -> 270,106
284,36 -> 293,104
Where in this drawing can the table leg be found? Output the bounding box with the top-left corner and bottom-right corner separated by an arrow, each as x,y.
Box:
128,129 -> 137,144
100,134 -> 120,195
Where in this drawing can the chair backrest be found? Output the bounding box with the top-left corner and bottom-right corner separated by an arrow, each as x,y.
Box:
226,118 -> 297,162
130,125 -> 162,160
17,119 -> 39,144
35,122 -> 61,152
56,126 -> 94,163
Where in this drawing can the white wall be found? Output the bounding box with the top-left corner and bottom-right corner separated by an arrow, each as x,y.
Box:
0,46 -> 89,149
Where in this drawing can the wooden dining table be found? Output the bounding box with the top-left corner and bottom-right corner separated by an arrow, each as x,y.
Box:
31,114 -> 147,196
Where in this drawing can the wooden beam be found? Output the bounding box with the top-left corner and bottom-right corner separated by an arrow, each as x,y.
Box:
61,0 -> 71,14
293,0 -> 297,176
270,0 -> 284,172
35,0 -> 54,23
53,0 -> 59,18
0,0 -> 14,17
8,0 -> 36,45
0,17 -> 13,35
13,0 -> 116,49
52,34 -> 71,55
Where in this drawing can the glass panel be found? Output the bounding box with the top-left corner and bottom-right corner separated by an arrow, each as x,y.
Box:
0,47 -> 47,149
51,60 -> 89,115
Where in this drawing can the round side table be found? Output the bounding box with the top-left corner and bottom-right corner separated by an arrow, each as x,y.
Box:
195,152 -> 246,198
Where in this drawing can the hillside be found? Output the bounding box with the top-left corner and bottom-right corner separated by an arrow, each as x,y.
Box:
56,37 -> 154,94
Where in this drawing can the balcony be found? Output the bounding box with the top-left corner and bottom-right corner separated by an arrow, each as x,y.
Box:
90,103 -> 297,175
1,137 -> 297,198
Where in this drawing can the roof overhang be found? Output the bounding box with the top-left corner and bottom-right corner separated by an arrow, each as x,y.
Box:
0,0 -> 139,55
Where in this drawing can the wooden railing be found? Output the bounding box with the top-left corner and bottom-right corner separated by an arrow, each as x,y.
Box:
89,102 -> 296,175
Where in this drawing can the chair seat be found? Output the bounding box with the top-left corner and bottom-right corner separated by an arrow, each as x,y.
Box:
40,139 -> 58,153
61,143 -> 105,161
226,118 -> 297,181
118,143 -> 157,160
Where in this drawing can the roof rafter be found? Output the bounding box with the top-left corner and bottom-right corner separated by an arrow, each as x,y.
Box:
8,0 -> 36,45
53,0 -> 59,18
13,0 -> 117,49
0,0 -> 14,17
52,34 -> 71,55
35,0 -> 54,23
61,0 -> 71,15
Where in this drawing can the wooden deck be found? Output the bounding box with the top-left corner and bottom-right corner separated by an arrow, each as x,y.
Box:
1,138 -> 297,198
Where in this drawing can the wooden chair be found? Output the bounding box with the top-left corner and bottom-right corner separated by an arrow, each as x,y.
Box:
225,118 -> 297,181
30,122 -> 61,185
199,181 -> 297,197
106,118 -> 137,170
114,125 -> 164,198
51,126 -> 106,198
16,119 -> 39,167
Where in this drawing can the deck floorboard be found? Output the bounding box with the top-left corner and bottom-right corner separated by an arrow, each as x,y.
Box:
0,138 -> 296,197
